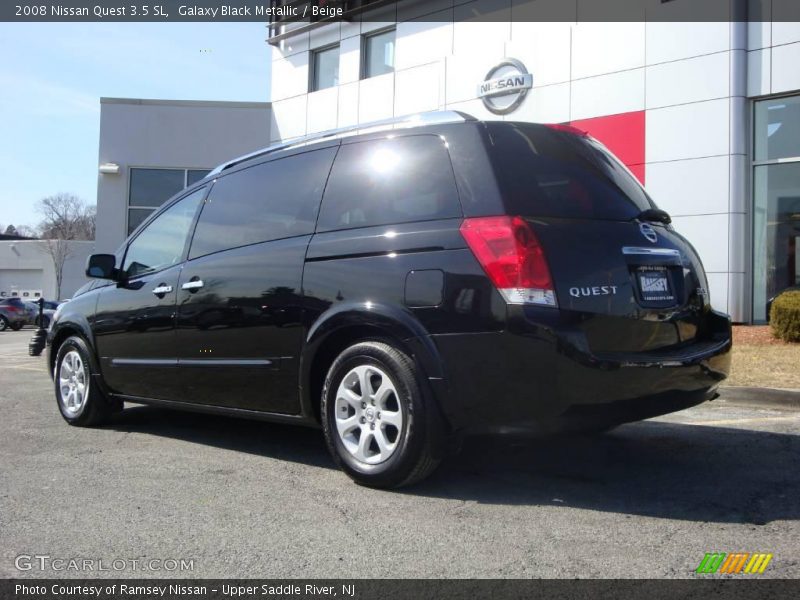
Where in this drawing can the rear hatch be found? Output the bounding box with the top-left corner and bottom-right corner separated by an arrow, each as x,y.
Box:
483,122 -> 712,354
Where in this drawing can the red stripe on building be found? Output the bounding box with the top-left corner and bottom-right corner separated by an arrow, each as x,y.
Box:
569,111 -> 646,184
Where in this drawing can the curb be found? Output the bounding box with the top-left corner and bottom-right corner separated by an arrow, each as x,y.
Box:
717,386 -> 800,410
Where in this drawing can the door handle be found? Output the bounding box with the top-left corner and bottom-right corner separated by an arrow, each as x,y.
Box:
152,284 -> 173,297
181,279 -> 204,291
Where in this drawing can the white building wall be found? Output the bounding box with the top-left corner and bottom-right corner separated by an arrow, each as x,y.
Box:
0,240 -> 94,300
270,7 -> 800,322
96,98 -> 271,254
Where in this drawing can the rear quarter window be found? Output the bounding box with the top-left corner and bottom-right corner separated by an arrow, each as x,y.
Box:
317,135 -> 462,232
487,123 -> 655,221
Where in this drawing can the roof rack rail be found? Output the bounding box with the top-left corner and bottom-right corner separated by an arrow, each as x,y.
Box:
206,110 -> 476,178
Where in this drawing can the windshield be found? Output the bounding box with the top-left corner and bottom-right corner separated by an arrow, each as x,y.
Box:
487,123 -> 656,221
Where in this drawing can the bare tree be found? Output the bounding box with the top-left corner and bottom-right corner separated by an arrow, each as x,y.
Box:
36,193 -> 95,300
15,225 -> 37,238
43,239 -> 72,300
37,193 -> 95,241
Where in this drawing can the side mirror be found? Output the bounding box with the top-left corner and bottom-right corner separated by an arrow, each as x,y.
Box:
86,254 -> 118,280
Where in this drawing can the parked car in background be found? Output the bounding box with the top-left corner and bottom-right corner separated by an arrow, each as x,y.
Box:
25,300 -> 60,328
21,301 -> 38,324
0,298 -> 30,331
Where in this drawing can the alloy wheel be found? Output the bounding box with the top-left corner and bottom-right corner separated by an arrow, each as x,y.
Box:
58,350 -> 88,416
334,364 -> 404,465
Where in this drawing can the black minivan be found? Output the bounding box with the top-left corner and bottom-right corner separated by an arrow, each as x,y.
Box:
48,112 -> 731,488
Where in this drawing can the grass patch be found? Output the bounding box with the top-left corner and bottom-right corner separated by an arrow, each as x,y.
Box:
726,326 -> 800,389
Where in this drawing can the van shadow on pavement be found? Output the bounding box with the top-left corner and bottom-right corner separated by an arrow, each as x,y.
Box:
109,405 -> 799,525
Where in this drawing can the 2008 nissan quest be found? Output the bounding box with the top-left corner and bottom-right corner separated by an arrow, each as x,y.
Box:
47,112 -> 732,488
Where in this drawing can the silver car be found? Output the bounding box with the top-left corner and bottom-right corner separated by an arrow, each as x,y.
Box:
25,300 -> 60,329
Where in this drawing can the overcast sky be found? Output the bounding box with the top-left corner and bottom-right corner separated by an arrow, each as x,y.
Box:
0,22 -> 271,232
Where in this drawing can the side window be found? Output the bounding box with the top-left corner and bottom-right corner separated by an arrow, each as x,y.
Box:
317,135 -> 461,232
188,147 -> 336,259
122,188 -> 205,278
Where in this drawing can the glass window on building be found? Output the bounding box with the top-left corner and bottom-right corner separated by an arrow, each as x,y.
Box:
128,167 -> 211,234
753,95 -> 800,321
311,45 -> 339,91
187,169 -> 211,186
363,29 -> 395,79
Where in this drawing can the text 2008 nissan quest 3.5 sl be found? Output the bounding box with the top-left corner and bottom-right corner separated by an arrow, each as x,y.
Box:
47,112 -> 732,488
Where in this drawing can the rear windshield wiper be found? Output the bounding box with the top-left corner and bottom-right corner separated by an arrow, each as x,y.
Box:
636,208 -> 672,225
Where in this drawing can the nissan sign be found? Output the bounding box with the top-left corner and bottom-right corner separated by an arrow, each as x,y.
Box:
478,58 -> 533,115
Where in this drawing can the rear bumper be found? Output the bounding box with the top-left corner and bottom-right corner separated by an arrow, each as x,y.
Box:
431,308 -> 731,434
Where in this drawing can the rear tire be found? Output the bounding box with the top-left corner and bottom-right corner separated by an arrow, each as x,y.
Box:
54,336 -> 114,426
321,341 -> 442,488
10,322 -> 23,331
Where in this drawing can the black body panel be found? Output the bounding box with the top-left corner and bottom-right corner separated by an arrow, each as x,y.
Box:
434,306 -> 730,433
174,236 -> 309,413
93,265 -> 184,400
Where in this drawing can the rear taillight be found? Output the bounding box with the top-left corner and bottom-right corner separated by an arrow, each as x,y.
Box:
460,216 -> 557,307
6,306 -> 20,313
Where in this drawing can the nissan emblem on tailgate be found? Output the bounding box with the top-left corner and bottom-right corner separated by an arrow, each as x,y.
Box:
639,222 -> 658,243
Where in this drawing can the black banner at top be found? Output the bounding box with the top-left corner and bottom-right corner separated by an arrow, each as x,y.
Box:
3,0 -> 800,23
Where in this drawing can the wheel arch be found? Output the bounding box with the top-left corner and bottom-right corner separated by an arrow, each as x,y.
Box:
48,319 -> 97,376
300,302 -> 448,426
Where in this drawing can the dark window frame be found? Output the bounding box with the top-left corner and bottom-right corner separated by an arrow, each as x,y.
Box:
310,43 -> 340,92
752,92 -> 800,322
361,27 -> 395,80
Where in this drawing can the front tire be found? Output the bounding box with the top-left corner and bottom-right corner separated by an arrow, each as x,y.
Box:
0,316 -> 8,331
10,322 -> 23,331
321,341 -> 442,488
54,336 -> 113,426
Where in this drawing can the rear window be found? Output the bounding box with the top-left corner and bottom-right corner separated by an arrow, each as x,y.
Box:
487,123 -> 655,221
317,135 -> 461,232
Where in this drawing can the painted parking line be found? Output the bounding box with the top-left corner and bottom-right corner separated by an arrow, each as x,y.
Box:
686,415 -> 800,427
0,365 -> 46,372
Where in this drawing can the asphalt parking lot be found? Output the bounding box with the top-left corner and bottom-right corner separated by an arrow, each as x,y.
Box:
0,329 -> 798,579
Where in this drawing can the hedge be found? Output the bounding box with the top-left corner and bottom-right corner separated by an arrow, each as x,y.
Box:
770,290 -> 800,343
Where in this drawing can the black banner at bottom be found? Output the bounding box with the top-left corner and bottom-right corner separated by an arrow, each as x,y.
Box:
2,580 -> 800,600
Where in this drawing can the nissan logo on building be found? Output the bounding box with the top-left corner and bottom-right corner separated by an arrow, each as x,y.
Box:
477,58 -> 533,115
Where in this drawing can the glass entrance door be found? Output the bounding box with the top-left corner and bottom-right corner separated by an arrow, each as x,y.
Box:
753,96 -> 800,321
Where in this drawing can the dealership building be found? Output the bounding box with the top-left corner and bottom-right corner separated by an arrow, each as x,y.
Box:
94,2 -> 800,323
